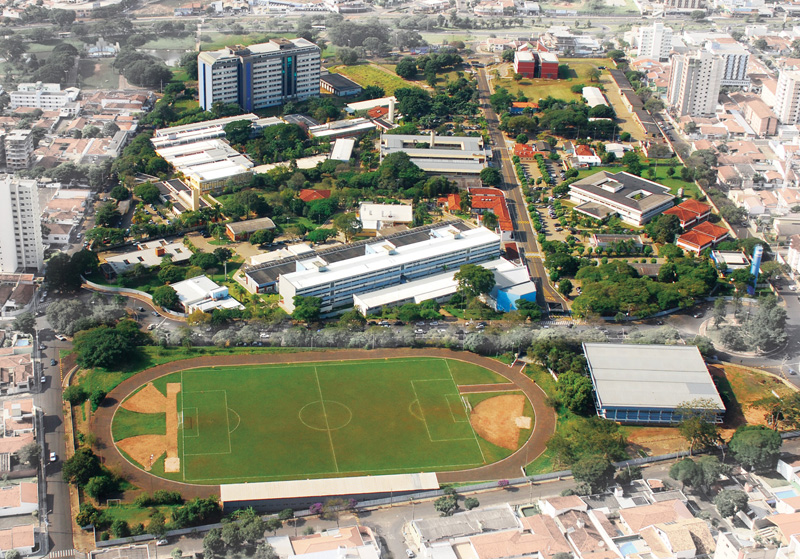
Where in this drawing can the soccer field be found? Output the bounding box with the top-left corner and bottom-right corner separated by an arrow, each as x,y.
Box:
112,358 -> 521,484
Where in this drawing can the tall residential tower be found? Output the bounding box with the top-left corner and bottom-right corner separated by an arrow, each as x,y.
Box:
637,23 -> 674,61
668,51 -> 723,117
775,70 -> 800,125
0,176 -> 43,273
198,38 -> 321,112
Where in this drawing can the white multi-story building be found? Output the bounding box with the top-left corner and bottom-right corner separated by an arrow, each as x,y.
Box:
637,23 -> 673,61
668,51 -> 723,117
198,38 -> 320,111
0,176 -> 43,273
10,82 -> 79,112
278,225 -> 502,314
706,41 -> 750,88
775,70 -> 800,125
4,130 -> 33,171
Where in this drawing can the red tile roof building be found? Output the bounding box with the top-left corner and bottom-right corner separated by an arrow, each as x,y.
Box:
437,193 -> 461,211
663,198 -> 712,228
676,221 -> 729,253
468,187 -> 513,233
298,189 -> 332,203
514,143 -> 536,159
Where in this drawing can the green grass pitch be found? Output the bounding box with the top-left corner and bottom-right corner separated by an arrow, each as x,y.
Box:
115,358 -> 512,484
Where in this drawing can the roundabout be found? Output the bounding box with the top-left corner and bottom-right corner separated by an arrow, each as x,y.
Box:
92,349 -> 555,496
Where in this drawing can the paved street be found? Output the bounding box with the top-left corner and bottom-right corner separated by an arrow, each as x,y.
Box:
475,69 -> 567,309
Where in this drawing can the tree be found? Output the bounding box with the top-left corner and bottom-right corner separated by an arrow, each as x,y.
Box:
292,296 -> 322,323
516,133 -> 529,145
12,312 -> 35,335
754,38 -> 768,51
85,474 -> 115,501
481,212 -> 499,230
676,399 -> 722,454
558,279 -> 573,297
62,447 -> 102,487
110,184 -> 130,201
149,511 -> 168,539
696,455 -> 726,491
224,120 -> 253,146
744,296 -> 788,352
73,322 -> 145,370
480,167 -> 502,187
395,57 -> 419,79
17,442 -> 41,467
135,182 -> 161,205
90,389 -> 107,412
607,49 -> 625,62
112,519 -> 131,538
249,229 -> 276,246
669,458 -> 701,490
455,264 -> 496,299
556,371 -> 594,415
306,228 -> 337,244
190,252 -> 220,270
333,212 -> 362,242
434,495 -> 458,516
572,456 -> 615,493
464,497 -> 479,510
644,214 -> 681,244
710,298 -> 727,327
278,509 -> 294,521
644,97 -> 665,113
587,67 -> 601,82
729,425 -> 782,472
714,489 -> 749,517
152,286 -> 180,311
63,385 -> 89,406
5,551 -> 21,559
337,47 -> 359,65
95,202 -> 121,228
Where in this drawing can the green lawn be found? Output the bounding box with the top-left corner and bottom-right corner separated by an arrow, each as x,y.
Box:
114,357 -> 507,484
328,63 -> 412,95
447,360 -> 508,385
112,408 -> 166,442
142,36 -> 196,50
497,58 -> 613,103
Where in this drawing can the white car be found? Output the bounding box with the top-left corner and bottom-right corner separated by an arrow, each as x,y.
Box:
55,335 -> 67,342
49,452 -> 57,463
406,551 -> 415,558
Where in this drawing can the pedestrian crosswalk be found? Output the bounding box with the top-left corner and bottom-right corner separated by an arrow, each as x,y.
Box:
49,549 -> 81,558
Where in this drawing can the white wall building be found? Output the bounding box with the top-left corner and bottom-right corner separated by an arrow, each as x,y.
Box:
4,130 -> 33,171
105,239 -> 193,275
0,176 -> 43,273
668,51 -> 723,117
358,203 -> 413,231
785,234 -> 800,276
10,82 -> 79,111
198,38 -> 320,111
775,70 -> 800,125
170,275 -> 244,314
706,41 -> 750,88
638,23 -> 674,61
278,225 -> 502,314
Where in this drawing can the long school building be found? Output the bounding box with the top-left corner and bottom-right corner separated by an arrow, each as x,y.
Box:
198,38 -> 320,111
278,224 -> 502,314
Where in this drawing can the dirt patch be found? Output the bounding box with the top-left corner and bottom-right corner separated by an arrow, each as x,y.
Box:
626,427 -> 685,456
470,394 -> 526,451
122,383 -> 167,414
118,435 -> 166,470
165,383 -> 181,473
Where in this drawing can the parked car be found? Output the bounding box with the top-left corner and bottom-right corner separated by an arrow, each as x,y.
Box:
40,375 -> 46,384
49,452 -> 57,463
50,359 -> 57,366
55,334 -> 67,342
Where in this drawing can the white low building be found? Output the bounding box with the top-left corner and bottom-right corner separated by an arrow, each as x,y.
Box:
358,203 -> 414,231
582,86 -> 608,108
171,275 -> 244,314
104,239 -> 193,274
10,82 -> 79,111
569,171 -> 675,226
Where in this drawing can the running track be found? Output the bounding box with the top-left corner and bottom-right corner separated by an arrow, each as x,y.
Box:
90,348 -> 556,498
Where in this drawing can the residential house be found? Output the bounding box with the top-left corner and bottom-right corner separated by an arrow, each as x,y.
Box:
298,189 -> 332,203
663,198 -> 713,228
572,145 -> 602,167
0,525 -> 36,556
619,500 -> 695,535
0,352 -> 33,395
784,235 -> 800,276
0,483 -> 37,517
676,221 -> 730,253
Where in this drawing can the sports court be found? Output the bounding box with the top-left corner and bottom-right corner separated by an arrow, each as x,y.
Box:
113,358 -> 503,484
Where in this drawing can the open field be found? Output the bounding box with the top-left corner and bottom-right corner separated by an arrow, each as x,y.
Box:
328,63 -> 412,95
113,358 -> 527,484
496,58 -> 613,103
79,58 -> 120,90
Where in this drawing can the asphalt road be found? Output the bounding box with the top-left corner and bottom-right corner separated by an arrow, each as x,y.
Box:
475,69 -> 567,309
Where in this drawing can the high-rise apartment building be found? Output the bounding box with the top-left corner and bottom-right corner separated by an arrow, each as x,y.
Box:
0,176 -> 43,273
668,51 -> 723,117
4,130 -> 33,171
706,41 -> 750,88
774,70 -> 800,124
637,23 -> 673,61
198,38 -> 320,112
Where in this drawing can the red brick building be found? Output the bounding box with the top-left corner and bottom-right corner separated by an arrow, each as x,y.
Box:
513,51 -> 560,80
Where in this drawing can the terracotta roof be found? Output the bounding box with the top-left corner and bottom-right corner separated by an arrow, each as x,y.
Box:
0,431 -> 33,454
298,189 -> 332,203
541,495 -> 586,512
511,101 -> 539,109
691,221 -> 729,240
677,230 -> 715,251
514,143 -> 536,157
0,525 -> 35,550
367,107 -> 389,119
438,193 -> 461,211
663,206 -> 699,225
468,188 -> 512,231
619,500 -> 693,534
471,516 -> 572,559
677,198 -> 711,215
575,145 -> 596,157
290,526 -> 367,554
0,483 -> 36,509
